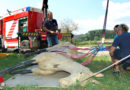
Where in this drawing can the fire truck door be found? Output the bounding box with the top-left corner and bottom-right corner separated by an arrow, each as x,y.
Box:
4,19 -> 19,48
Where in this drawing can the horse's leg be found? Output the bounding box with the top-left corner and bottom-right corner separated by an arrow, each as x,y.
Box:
9,69 -> 32,74
32,68 -> 56,75
0,59 -> 36,76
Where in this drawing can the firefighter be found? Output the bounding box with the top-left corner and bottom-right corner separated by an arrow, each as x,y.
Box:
110,24 -> 130,74
43,11 -> 59,47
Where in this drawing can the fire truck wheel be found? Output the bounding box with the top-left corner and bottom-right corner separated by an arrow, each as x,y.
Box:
20,40 -> 30,52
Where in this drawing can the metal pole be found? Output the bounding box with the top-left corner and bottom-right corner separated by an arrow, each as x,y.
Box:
100,0 -> 110,47
42,0 -> 48,20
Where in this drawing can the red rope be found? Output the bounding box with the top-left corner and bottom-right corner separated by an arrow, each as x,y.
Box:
51,46 -> 98,65
81,55 -> 96,66
53,49 -> 92,59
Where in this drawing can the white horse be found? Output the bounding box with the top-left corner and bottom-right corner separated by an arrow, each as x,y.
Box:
1,42 -> 102,88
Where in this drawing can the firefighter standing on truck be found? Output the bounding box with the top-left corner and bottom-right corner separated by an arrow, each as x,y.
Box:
43,11 -> 59,47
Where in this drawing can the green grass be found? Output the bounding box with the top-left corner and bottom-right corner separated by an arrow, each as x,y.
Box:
85,56 -> 130,90
0,53 -> 32,80
74,41 -> 112,46
0,54 -> 130,90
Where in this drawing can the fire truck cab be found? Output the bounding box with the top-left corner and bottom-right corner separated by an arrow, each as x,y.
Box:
0,7 -> 59,52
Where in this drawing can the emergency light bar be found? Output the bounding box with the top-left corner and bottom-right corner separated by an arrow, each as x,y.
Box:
0,7 -> 42,19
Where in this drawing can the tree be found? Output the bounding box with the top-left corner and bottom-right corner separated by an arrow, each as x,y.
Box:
59,19 -> 78,33
94,36 -> 100,41
76,29 -> 116,41
59,19 -> 78,42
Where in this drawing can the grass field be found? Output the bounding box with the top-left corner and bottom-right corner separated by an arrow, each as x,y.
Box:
74,41 -> 112,47
0,53 -> 130,90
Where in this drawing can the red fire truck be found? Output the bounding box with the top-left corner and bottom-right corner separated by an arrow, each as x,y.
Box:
0,7 -> 62,52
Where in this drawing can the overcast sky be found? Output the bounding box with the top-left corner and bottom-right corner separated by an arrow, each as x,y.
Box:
0,0 -> 130,34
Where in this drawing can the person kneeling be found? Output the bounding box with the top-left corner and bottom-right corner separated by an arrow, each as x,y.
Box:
110,24 -> 130,74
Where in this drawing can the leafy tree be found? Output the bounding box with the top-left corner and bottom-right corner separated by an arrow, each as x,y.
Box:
75,29 -> 116,41
59,19 -> 78,42
59,19 -> 78,33
94,36 -> 100,41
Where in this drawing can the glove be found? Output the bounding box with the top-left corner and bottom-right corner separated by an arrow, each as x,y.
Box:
99,46 -> 107,51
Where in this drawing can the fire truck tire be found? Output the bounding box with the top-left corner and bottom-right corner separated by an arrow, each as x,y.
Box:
30,39 -> 40,50
20,40 -> 30,52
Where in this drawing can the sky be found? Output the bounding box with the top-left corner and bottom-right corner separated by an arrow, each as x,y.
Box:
0,0 -> 130,35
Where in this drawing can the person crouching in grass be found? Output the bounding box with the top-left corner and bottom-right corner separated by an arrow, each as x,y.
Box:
110,24 -> 130,74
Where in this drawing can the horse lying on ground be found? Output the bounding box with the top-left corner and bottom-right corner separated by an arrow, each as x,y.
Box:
0,42 -> 103,88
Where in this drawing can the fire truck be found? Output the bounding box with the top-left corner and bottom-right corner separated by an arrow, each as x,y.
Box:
0,7 -> 62,52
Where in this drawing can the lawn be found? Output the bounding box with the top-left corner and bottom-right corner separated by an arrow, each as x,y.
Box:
74,41 -> 112,47
0,53 -> 130,90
